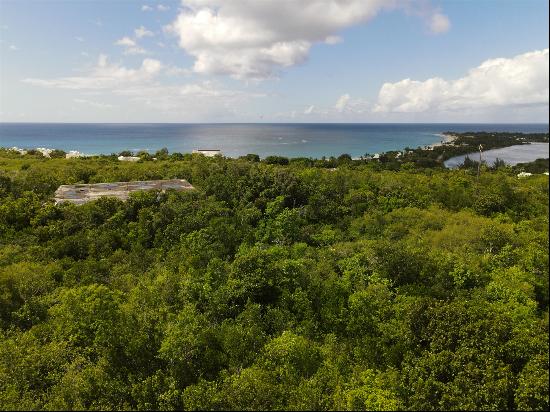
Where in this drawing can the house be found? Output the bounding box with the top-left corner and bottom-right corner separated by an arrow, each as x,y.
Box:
66,151 -> 82,158
118,155 -> 140,162
36,147 -> 53,157
517,172 -> 532,178
192,149 -> 222,157
9,146 -> 27,155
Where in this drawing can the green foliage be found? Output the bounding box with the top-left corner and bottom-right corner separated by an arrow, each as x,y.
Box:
0,148 -> 548,410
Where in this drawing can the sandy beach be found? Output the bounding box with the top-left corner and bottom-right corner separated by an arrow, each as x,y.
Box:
426,132 -> 459,149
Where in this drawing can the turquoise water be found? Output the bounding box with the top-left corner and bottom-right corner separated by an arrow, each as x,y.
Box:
445,142 -> 549,168
0,123 -> 548,158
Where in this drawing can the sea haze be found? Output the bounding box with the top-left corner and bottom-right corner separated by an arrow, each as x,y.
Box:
0,123 -> 548,158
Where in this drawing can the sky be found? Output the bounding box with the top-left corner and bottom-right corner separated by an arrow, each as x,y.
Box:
0,0 -> 548,123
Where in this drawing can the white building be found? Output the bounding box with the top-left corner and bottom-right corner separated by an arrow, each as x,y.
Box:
36,147 -> 53,158
66,151 -> 83,159
517,172 -> 533,178
118,155 -> 140,162
9,146 -> 27,155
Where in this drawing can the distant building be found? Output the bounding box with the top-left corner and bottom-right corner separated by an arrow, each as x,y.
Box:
9,146 -> 27,155
192,149 -> 222,157
517,172 -> 533,178
36,147 -> 53,158
118,155 -> 140,162
66,151 -> 83,159
54,179 -> 195,205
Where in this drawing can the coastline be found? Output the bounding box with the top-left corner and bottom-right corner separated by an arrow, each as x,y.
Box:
426,132 -> 458,149
1,131 -> 461,159
1,123 -> 547,159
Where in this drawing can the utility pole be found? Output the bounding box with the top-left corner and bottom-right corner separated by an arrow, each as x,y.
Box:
477,144 -> 483,179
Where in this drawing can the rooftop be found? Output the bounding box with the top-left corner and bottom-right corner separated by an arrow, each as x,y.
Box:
54,179 -> 194,205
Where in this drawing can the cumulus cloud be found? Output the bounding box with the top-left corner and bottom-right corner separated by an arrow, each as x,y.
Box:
167,0 -> 451,79
135,26 -> 154,38
115,37 -> 136,47
23,54 -> 162,90
141,5 -> 153,11
335,94 -> 350,112
157,4 -> 170,11
374,48 -> 549,113
115,36 -> 147,55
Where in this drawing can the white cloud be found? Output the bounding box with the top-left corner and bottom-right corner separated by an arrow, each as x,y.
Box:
115,36 -> 136,47
23,54 -> 162,90
115,36 -> 147,55
165,66 -> 193,76
429,12 -> 450,34
157,4 -> 170,11
111,81 -> 265,121
9,45 -> 18,51
304,105 -> 315,114
374,48 -> 549,113
167,0 -> 450,79
135,26 -> 154,38
335,94 -> 350,112
141,5 -> 153,11
124,46 -> 147,55
22,57 -> 262,121
73,98 -> 114,109
75,36 -> 84,42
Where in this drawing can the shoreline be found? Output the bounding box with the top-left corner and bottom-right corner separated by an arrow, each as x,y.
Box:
426,132 -> 458,149
4,131 -> 457,160
3,131 -> 548,162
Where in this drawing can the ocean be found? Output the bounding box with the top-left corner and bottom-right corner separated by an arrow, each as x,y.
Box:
0,123 -> 548,159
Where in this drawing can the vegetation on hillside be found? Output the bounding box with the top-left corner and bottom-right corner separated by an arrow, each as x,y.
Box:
0,144 -> 548,410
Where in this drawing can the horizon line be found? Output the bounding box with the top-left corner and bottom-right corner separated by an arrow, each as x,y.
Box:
1,121 -> 549,125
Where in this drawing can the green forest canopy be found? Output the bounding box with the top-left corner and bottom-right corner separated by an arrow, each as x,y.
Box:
0,147 -> 548,410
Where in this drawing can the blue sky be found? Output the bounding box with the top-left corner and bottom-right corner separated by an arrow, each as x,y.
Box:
0,0 -> 548,122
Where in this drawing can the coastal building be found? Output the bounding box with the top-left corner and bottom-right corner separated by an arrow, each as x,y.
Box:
517,172 -> 533,178
192,149 -> 222,157
118,155 -> 140,162
54,179 -> 195,205
66,151 -> 82,158
37,147 -> 53,157
9,146 -> 27,155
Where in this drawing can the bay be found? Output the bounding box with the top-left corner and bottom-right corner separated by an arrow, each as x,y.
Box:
444,142 -> 549,169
